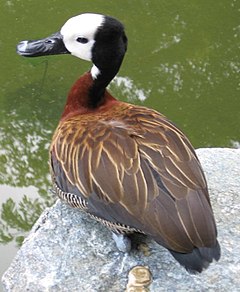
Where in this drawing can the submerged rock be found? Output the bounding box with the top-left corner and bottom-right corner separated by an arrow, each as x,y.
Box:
2,148 -> 240,291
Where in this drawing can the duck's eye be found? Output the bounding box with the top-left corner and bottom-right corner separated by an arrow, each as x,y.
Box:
76,37 -> 88,44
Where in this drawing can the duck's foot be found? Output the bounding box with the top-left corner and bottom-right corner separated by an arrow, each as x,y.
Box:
112,232 -> 132,253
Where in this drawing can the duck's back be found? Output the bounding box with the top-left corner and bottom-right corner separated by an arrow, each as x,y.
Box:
50,100 -> 220,272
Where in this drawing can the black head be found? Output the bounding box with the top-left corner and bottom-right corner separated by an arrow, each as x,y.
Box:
17,13 -> 127,79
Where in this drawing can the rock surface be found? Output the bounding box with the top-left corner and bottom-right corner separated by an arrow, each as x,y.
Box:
2,148 -> 240,291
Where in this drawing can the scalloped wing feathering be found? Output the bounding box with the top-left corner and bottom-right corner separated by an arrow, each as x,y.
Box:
50,104 -> 217,252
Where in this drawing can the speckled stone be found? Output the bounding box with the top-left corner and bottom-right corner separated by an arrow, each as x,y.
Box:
2,148 -> 240,291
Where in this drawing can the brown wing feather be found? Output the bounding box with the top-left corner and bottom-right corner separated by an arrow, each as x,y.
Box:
50,103 -> 217,252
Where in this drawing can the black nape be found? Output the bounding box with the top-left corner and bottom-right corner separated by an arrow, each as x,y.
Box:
88,16 -> 128,107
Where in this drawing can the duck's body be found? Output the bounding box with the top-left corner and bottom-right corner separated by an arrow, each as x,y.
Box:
17,13 -> 220,273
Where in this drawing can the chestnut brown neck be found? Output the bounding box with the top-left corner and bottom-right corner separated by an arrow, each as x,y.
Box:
61,72 -> 117,120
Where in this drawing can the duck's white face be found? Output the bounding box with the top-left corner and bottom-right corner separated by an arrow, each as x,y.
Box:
61,13 -> 104,61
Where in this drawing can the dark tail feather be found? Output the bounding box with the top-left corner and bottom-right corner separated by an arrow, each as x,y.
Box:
169,240 -> 221,274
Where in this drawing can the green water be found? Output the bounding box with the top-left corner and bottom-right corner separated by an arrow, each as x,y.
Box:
0,0 -> 239,281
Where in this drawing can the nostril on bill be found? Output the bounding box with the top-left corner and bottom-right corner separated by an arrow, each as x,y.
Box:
45,39 -> 54,44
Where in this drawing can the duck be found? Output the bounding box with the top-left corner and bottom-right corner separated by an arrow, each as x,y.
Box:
17,13 -> 220,273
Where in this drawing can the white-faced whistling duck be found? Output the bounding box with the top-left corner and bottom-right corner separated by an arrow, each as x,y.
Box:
17,13 -> 220,273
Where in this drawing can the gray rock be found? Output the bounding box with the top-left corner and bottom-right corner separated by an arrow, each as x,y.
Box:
2,148 -> 240,291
